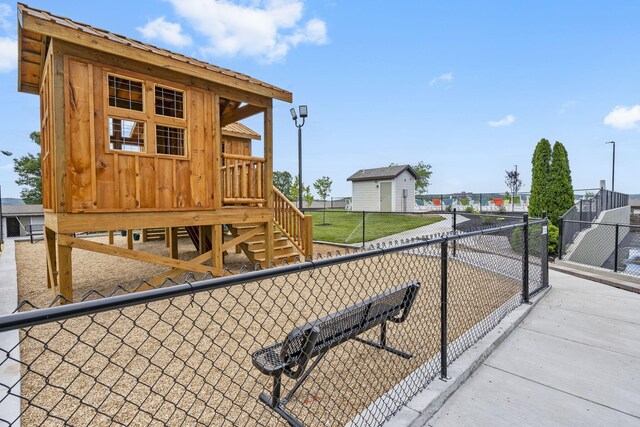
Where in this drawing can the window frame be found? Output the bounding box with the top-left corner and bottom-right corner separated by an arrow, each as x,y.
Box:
104,69 -> 189,159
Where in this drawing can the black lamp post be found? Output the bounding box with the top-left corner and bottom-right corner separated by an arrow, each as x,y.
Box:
0,150 -> 13,246
290,105 -> 308,210
605,141 -> 615,192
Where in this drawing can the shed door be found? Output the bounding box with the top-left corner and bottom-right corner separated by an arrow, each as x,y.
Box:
6,217 -> 21,237
380,182 -> 392,212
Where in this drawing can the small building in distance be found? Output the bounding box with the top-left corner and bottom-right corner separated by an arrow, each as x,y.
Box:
2,204 -> 44,239
347,165 -> 418,212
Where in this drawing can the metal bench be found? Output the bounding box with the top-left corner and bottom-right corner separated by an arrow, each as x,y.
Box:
252,280 -> 420,426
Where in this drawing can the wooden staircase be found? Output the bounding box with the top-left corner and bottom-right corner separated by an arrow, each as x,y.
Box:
155,186 -> 313,269
226,223 -> 300,267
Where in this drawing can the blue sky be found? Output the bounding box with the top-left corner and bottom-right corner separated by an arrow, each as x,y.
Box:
0,0 -> 638,199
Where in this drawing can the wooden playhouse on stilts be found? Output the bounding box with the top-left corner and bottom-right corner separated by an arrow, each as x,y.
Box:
16,3 -> 313,302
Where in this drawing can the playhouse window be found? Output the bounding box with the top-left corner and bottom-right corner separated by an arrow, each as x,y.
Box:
155,85 -> 184,118
156,125 -> 185,156
109,117 -> 145,152
108,75 -> 143,111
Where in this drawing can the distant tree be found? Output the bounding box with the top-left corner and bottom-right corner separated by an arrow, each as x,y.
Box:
548,141 -> 574,224
389,161 -> 432,194
413,161 -> 433,194
505,168 -> 523,212
291,176 -> 313,209
303,186 -> 314,208
313,176 -> 333,225
529,138 -> 551,219
273,171 -> 293,199
13,132 -> 42,205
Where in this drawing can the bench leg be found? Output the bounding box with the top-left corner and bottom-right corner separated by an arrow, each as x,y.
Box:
283,351 -> 326,404
353,322 -> 413,359
258,374 -> 305,427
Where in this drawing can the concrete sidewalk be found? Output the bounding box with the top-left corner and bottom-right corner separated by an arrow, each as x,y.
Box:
426,269 -> 640,426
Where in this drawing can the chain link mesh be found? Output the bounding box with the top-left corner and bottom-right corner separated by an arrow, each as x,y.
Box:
0,220 -> 548,426
562,221 -> 640,277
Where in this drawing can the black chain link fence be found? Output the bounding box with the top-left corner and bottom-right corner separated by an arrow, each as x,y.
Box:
305,210 -> 525,247
559,220 -> 640,277
559,189 -> 629,254
0,219 -> 548,426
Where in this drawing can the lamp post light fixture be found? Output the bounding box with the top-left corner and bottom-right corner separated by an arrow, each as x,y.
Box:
290,105 -> 308,210
605,141 -> 615,192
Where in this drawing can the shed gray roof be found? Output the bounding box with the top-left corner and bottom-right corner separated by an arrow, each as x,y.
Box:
347,165 -> 419,182
3,204 -> 43,216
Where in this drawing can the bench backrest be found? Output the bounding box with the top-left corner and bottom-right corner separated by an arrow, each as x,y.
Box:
280,280 -> 420,365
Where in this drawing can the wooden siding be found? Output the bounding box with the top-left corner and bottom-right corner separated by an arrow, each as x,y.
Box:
63,56 -> 217,212
39,46 -> 54,210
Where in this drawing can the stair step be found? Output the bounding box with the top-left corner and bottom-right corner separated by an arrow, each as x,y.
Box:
242,231 -> 283,242
245,237 -> 290,249
248,244 -> 296,257
254,252 -> 301,263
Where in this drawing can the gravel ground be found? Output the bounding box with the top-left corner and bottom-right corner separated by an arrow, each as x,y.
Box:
13,237 -> 522,426
15,235 -> 341,308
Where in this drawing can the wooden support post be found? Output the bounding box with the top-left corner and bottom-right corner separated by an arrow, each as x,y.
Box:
142,229 -> 149,242
213,94 -> 223,209
57,235 -> 73,303
235,244 -> 242,254
303,215 -> 314,259
212,224 -> 223,271
169,227 -> 179,259
127,229 -> 133,250
264,220 -> 274,267
108,230 -> 114,245
198,225 -> 211,255
45,227 -> 57,290
165,227 -> 170,247
263,104 -> 274,267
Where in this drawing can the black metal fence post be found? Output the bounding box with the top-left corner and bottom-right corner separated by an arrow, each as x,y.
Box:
558,217 -> 563,260
440,239 -> 448,380
614,224 -> 619,273
452,208 -> 457,257
522,213 -> 530,303
479,193 -> 482,213
579,199 -> 583,222
362,211 -> 366,249
542,212 -> 549,288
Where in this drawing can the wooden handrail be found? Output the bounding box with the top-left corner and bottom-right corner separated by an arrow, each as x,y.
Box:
221,155 -> 265,205
222,153 -> 265,162
272,186 -> 313,258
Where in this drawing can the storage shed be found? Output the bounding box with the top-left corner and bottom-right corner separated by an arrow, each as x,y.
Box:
2,204 -> 44,239
347,165 -> 418,212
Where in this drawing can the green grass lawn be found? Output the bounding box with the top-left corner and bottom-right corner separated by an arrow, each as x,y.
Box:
308,211 -> 444,244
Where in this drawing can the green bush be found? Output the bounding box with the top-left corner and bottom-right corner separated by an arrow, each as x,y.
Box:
464,205 -> 475,213
445,204 -> 452,212
509,222 -> 558,257
498,205 -> 507,214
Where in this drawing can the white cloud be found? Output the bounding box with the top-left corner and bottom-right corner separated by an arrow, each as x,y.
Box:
0,4 -> 16,72
0,3 -> 11,31
137,17 -> 192,47
558,100 -> 576,114
488,114 -> 515,127
167,0 -> 328,63
429,72 -> 453,86
0,37 -> 17,72
603,105 -> 640,130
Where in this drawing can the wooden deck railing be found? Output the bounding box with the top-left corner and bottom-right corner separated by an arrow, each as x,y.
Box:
273,186 -> 313,258
222,153 -> 266,205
